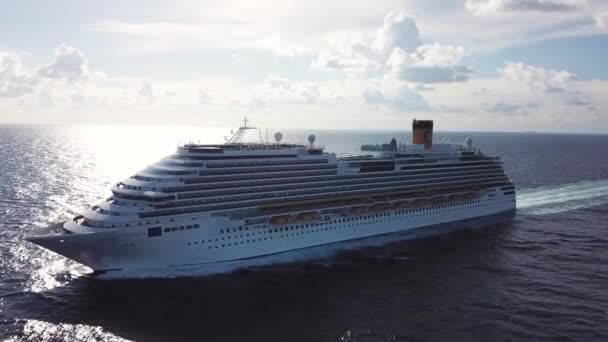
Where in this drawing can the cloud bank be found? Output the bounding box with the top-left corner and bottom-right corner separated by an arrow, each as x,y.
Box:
465,0 -> 587,15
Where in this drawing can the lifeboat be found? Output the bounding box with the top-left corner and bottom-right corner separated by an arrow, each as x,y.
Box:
269,215 -> 294,225
431,196 -> 445,204
297,211 -> 320,221
396,200 -> 411,208
413,198 -> 430,206
372,203 -> 393,211
448,194 -> 463,202
349,206 -> 368,214
463,192 -> 475,200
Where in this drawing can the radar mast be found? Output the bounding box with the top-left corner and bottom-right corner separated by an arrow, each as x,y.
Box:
226,117 -> 257,144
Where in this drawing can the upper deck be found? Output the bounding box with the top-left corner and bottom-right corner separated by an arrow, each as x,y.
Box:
73,118 -> 510,228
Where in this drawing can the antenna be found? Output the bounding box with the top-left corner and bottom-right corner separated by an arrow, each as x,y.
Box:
227,117 -> 257,144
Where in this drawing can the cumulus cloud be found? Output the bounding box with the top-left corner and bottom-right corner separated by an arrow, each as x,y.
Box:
412,43 -> 468,67
312,12 -> 422,71
594,11 -> 608,31
396,65 -> 472,83
498,61 -> 576,92
251,74 -> 320,106
315,13 -> 471,84
314,12 -> 423,72
488,101 -> 538,114
137,81 -> 155,99
363,85 -> 430,111
230,53 -> 248,63
372,12 -> 422,53
37,45 -> 88,82
564,98 -> 591,106
313,48 -> 378,71
0,52 -> 37,98
465,0 -> 587,15
199,89 -> 213,104
248,34 -> 307,57
387,43 -> 471,83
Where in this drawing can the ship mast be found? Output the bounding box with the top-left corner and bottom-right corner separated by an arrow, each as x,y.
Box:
226,116 -> 257,144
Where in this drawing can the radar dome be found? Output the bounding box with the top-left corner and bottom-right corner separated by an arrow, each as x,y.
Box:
465,137 -> 473,148
307,134 -> 316,145
274,132 -> 283,143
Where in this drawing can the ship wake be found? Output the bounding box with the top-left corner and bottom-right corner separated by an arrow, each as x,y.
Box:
517,179 -> 608,215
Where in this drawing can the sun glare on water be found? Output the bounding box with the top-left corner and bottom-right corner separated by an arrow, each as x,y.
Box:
69,125 -> 228,181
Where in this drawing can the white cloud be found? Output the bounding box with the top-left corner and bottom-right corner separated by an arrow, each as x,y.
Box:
230,53 -> 249,63
498,61 -> 576,92
248,34 -> 308,57
465,0 -> 587,15
84,2 -> 606,61
199,89 -> 214,104
250,74 -> 321,106
363,85 -> 430,111
372,12 -> 422,53
137,81 -> 155,99
37,45 -> 88,82
488,101 -> 538,114
88,19 -> 308,56
0,52 -> 37,98
594,11 -> 608,30
564,97 -> 591,106
412,43 -> 468,67
315,13 -> 471,84
313,12 -> 423,71
387,43 -> 471,83
2,4 -> 608,133
397,65 -> 472,83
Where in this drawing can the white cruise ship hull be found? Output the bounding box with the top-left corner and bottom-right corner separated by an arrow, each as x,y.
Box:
28,190 -> 515,276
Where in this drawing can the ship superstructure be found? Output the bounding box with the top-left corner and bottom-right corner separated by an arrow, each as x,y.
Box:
27,119 -> 516,274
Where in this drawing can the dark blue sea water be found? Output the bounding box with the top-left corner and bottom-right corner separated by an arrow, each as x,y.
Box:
1,126 -> 607,341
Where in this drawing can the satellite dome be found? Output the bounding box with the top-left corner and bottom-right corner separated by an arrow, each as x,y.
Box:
307,134 -> 316,145
274,132 -> 283,143
465,137 -> 473,148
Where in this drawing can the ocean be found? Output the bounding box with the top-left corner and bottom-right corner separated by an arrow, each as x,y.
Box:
0,125 -> 607,341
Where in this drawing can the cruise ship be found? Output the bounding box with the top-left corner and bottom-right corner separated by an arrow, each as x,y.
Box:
27,119 -> 516,275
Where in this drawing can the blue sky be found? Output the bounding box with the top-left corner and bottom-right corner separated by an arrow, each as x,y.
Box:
1,0 -> 607,132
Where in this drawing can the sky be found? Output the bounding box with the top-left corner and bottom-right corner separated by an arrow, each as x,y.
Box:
1,0 -> 608,132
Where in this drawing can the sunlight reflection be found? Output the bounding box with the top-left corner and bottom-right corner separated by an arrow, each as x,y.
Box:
5,319 -> 131,342
67,125 -> 228,181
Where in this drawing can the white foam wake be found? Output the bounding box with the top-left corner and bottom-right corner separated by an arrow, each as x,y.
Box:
517,179 -> 608,215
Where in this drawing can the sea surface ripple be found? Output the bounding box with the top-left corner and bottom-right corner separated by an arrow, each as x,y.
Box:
0,126 -> 607,341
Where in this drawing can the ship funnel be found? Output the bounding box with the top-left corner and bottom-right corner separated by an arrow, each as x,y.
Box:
412,119 -> 433,150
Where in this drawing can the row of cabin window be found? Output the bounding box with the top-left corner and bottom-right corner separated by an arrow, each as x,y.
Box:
134,161 -> 502,187
191,198 -> 511,246
201,200 -> 507,247
158,174 -> 507,209
267,199 -> 493,231
163,223 -> 200,233
221,200 -> 486,236
198,164 -> 337,176
163,165 -> 502,193
206,158 -> 328,169
175,169 -> 504,200
141,182 -> 510,219
174,169 -> 339,186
